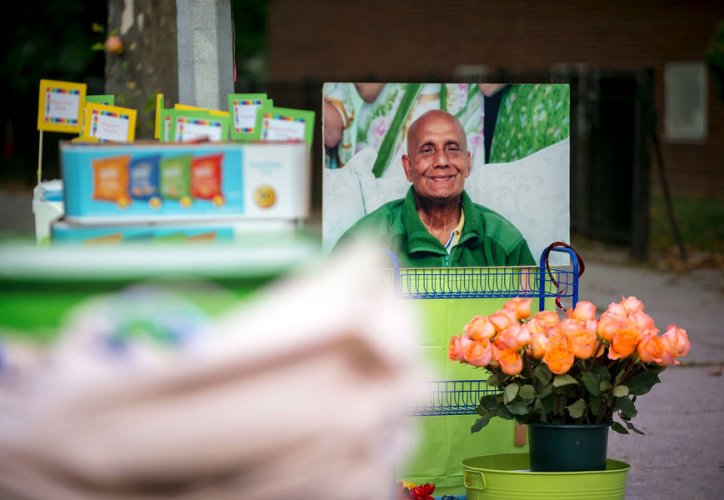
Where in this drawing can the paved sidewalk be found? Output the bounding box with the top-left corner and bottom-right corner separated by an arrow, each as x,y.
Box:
578,251 -> 724,500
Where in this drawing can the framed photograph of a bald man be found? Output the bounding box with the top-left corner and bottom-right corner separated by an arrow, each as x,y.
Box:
322,82 -> 570,266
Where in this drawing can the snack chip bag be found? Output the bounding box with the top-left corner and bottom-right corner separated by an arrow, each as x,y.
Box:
191,154 -> 224,205
129,155 -> 161,204
92,155 -> 130,207
160,154 -> 192,206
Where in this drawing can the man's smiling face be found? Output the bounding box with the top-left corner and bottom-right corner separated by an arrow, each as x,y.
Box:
402,110 -> 471,204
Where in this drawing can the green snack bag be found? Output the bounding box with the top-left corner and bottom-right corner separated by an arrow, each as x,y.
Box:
160,154 -> 193,206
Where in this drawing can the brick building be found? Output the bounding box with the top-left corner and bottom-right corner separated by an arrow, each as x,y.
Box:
265,0 -> 723,255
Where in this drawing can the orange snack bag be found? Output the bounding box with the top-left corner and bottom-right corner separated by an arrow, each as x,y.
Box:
191,153 -> 223,201
92,155 -> 130,204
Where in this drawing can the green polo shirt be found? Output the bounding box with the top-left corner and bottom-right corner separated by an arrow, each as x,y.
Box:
335,187 -> 535,267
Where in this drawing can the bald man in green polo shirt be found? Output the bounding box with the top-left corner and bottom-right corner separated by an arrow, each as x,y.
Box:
335,109 -> 535,268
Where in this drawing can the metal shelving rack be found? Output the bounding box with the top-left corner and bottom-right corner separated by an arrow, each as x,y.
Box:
394,245 -> 582,417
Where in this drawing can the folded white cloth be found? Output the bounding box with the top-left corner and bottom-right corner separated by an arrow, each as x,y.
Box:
0,244 -> 425,500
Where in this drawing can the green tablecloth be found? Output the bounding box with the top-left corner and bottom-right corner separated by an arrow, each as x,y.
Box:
400,295 -> 546,495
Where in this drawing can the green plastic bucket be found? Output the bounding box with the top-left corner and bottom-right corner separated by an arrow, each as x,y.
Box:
462,453 -> 630,500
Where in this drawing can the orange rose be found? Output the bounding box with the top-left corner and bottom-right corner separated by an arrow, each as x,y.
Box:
546,324 -> 571,346
637,333 -> 667,365
608,326 -> 642,360
489,310 -> 516,332
494,346 -> 523,375
606,302 -> 627,317
543,340 -> 575,375
596,311 -> 626,343
463,338 -> 494,367
528,331 -> 549,359
447,334 -> 465,362
534,310 -> 560,328
464,315 -> 495,341
558,318 -> 584,337
661,325 -> 691,358
628,310 -> 657,335
525,317 -> 545,335
568,300 -> 597,321
568,325 -> 600,360
504,297 -> 532,320
494,324 -> 531,351
621,296 -> 644,314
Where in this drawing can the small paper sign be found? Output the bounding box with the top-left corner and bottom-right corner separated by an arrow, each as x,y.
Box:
154,94 -> 164,139
261,106 -> 315,146
160,108 -> 174,142
86,95 -> 115,106
228,93 -> 269,141
80,95 -> 116,137
166,109 -> 229,142
37,79 -> 87,133
175,103 -> 228,117
82,103 -> 137,142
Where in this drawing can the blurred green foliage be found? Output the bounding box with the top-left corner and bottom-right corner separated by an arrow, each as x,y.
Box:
0,0 -> 106,185
0,1 -> 105,91
232,0 -> 268,81
649,193 -> 724,254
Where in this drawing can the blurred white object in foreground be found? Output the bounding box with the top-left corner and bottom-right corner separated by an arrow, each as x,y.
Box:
0,243 -> 424,500
32,180 -> 64,244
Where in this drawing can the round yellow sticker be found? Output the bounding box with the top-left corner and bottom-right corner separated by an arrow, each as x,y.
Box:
253,185 -> 276,209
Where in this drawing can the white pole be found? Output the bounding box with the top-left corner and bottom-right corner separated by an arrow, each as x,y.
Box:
37,130 -> 43,185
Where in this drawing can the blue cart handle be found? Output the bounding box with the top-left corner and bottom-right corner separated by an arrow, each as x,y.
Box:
538,242 -> 585,312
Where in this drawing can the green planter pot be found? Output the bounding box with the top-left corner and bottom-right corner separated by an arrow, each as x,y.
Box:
462,453 -> 630,500
528,423 -> 610,472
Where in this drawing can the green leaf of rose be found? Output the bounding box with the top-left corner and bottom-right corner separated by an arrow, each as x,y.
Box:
613,385 -> 630,397
599,380 -> 613,392
504,383 -> 520,404
590,395 -> 602,416
627,370 -> 662,396
599,365 -> 611,383
624,419 -> 646,435
480,394 -> 500,412
506,400 -> 531,416
611,421 -> 629,434
487,373 -> 502,387
614,365 -> 626,385
497,406 -> 514,420
534,364 -> 552,387
554,396 -> 567,415
581,372 -> 601,396
615,397 -> 637,419
540,394 -> 555,416
553,374 -> 578,387
519,384 -> 536,400
567,398 -> 586,419
536,383 -> 552,398
471,414 -> 493,433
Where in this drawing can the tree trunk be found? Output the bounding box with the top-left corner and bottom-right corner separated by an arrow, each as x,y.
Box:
106,0 -> 178,139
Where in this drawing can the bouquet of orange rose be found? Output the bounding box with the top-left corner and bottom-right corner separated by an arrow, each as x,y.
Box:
448,296 -> 691,434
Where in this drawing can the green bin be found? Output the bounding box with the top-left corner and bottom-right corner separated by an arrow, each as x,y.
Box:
0,237 -> 321,343
462,453 -> 630,500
